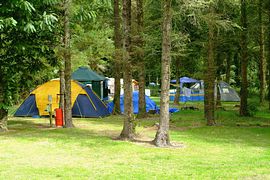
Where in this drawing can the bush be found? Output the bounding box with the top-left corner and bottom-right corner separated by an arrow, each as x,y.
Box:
247,101 -> 259,117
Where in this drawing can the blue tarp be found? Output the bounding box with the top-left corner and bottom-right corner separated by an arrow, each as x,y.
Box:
170,93 -> 204,102
171,77 -> 200,88
108,91 -> 179,114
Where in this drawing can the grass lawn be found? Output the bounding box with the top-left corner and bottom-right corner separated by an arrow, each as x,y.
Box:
1,102 -> 270,179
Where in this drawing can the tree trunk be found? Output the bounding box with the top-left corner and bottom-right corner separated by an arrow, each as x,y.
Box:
113,0 -> 122,115
120,0 -> 135,140
240,0 -> 249,116
153,0 -> 172,147
216,81 -> 222,107
225,51 -> 232,84
63,0 -> 73,128
234,52 -> 241,85
0,85 -> 8,132
204,20 -> 216,126
174,60 -> 180,105
138,64 -> 146,117
258,0 -> 266,104
59,69 -> 65,114
268,2 -> 270,110
216,52 -> 223,107
136,0 -> 147,118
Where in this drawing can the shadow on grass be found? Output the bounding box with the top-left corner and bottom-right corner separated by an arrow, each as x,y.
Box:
1,119 -> 123,149
3,112 -> 270,150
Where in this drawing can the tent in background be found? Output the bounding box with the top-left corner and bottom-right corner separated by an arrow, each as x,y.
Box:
107,91 -> 157,114
107,91 -> 179,114
72,66 -> 109,100
171,76 -> 200,88
170,77 -> 204,102
170,77 -> 240,102
14,79 -> 110,118
218,81 -> 240,102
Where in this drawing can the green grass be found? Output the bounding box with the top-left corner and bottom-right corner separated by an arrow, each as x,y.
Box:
1,103 -> 270,179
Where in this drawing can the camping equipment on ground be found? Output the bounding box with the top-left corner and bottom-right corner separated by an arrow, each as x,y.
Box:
14,79 -> 110,118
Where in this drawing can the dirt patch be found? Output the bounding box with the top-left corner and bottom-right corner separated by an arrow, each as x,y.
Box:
132,137 -> 185,149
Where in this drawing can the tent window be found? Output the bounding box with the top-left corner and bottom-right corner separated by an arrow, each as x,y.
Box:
222,88 -> 230,94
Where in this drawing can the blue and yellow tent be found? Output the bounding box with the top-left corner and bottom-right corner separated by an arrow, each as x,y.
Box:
14,79 -> 110,118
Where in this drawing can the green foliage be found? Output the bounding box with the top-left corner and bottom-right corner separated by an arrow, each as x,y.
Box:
0,0 -> 61,106
247,100 -> 259,117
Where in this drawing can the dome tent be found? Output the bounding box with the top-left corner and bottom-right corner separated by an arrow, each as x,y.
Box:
14,79 -> 110,118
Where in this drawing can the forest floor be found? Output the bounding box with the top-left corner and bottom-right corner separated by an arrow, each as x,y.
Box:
1,100 -> 270,179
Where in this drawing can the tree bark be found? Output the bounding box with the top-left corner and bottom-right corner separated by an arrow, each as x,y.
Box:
138,64 -> 147,117
0,84 -> 8,132
153,0 -> 172,147
216,52 -> 223,107
136,0 -> 147,118
174,60 -> 180,105
258,0 -> 266,104
120,0 -> 135,140
113,0 -> 122,115
59,69 -> 65,114
268,2 -> 270,110
225,51 -> 232,84
63,0 -> 73,128
240,0 -> 249,116
204,21 -> 216,125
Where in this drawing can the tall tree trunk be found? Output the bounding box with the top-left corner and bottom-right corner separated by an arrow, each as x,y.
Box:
216,52 -> 223,107
153,0 -> 172,147
136,0 -> 147,118
240,0 -> 249,116
225,51 -> 232,84
268,2 -> 270,110
174,60 -> 180,105
113,0 -> 122,115
216,80 -> 222,107
63,0 -> 73,127
234,52 -> 241,85
138,64 -> 146,117
120,0 -> 135,140
204,22 -> 216,126
59,69 -> 65,114
215,58 -> 221,107
258,0 -> 266,104
0,84 -> 8,132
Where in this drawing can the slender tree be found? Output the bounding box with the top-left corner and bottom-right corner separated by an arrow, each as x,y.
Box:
136,0 -> 147,117
120,0 -> 135,140
113,0 -> 122,115
59,69 -> 65,114
258,0 -> 266,104
204,16 -> 216,125
0,85 -> 8,132
225,51 -> 232,84
153,0 -> 172,147
240,0 -> 249,116
63,0 -> 74,127
268,0 -> 270,110
174,60 -> 180,105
